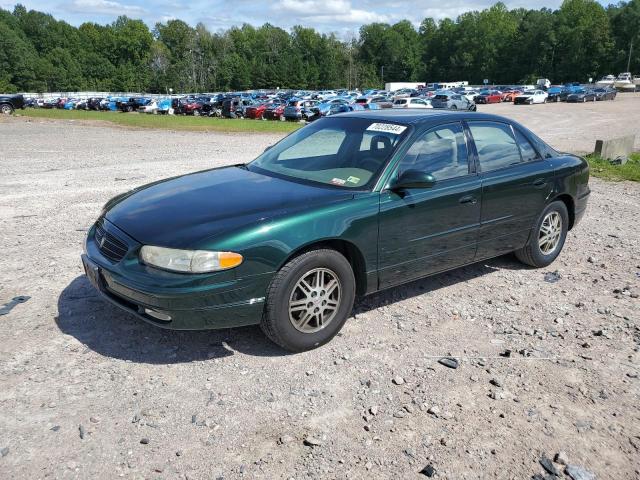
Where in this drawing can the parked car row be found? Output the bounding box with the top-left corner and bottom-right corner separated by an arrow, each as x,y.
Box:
11,81 -> 618,119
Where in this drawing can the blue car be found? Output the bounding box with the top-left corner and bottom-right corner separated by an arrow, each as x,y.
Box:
547,86 -> 570,102
157,98 -> 173,114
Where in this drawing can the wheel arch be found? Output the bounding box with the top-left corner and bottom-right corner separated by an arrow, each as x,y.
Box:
551,193 -> 575,230
279,238 -> 368,296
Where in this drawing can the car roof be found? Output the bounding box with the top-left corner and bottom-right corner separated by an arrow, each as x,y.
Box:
332,109 -> 512,126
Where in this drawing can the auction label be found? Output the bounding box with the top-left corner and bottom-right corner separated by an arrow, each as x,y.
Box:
366,123 -> 407,134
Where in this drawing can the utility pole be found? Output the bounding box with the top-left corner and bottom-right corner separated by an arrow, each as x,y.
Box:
627,39 -> 633,73
381,65 -> 385,88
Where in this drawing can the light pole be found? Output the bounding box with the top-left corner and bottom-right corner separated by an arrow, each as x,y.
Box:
381,65 -> 385,88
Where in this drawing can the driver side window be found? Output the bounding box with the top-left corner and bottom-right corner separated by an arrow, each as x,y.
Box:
397,123 -> 470,181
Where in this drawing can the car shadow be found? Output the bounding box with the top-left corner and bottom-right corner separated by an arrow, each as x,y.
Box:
56,255 -> 522,364
56,276 -> 287,363
353,255 -> 519,315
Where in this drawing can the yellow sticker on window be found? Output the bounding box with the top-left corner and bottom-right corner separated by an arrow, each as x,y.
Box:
346,176 -> 360,184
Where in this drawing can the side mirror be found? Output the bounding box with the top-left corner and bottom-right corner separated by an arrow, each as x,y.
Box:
390,170 -> 437,190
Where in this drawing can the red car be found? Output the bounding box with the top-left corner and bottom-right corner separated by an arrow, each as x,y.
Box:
263,103 -> 286,120
474,90 -> 502,104
182,100 -> 204,115
245,103 -> 270,119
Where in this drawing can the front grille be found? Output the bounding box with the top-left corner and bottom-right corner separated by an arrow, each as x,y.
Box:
94,218 -> 129,263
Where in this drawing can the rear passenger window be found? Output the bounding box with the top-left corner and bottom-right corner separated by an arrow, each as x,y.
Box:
513,129 -> 541,162
397,123 -> 469,181
468,122 -> 522,171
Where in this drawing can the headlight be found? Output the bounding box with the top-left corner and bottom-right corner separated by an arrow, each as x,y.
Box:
139,246 -> 243,273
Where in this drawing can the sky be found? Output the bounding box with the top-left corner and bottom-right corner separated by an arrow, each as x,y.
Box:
0,0 -> 602,37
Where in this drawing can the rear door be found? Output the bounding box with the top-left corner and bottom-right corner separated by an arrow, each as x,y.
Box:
378,122 -> 481,288
467,120 -> 554,260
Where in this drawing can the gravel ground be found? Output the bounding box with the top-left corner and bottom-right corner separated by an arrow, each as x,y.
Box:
1,97 -> 639,480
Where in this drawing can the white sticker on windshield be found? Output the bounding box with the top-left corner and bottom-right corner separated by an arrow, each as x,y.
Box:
366,123 -> 407,135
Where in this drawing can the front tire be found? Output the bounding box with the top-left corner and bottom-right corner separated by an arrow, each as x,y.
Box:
1,103 -> 14,114
515,201 -> 569,268
261,249 -> 356,352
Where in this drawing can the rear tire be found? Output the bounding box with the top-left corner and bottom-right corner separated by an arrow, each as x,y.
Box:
261,249 -> 356,352
1,103 -> 14,114
515,201 -> 569,268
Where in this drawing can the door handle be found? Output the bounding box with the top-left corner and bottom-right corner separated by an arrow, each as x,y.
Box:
459,195 -> 477,205
533,178 -> 547,188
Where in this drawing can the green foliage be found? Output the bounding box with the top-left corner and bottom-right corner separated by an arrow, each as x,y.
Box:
1,1 -> 639,92
586,153 -> 640,182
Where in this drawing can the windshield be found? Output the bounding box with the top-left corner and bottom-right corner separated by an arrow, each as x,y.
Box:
248,117 -> 409,189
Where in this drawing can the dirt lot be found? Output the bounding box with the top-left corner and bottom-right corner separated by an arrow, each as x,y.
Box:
1,96 -> 639,480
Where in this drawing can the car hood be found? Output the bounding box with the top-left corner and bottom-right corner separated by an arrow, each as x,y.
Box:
104,166 -> 353,248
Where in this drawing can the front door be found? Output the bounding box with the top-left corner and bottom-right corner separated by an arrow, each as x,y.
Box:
466,120 -> 555,259
378,122 -> 481,289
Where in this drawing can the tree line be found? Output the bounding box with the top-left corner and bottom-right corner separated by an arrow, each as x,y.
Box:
0,0 -> 638,93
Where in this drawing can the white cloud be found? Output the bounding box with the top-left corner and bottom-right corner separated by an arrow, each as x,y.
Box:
65,0 -> 146,15
275,0 -> 351,15
273,0 -> 389,24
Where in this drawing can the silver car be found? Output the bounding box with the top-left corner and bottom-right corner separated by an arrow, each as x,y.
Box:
391,98 -> 432,109
431,93 -> 476,111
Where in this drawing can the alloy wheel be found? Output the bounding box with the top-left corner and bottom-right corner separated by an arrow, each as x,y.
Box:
539,211 -> 562,255
1,104 -> 12,114
288,267 -> 341,333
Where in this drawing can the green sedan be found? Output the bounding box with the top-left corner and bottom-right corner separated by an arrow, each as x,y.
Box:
82,110 -> 590,352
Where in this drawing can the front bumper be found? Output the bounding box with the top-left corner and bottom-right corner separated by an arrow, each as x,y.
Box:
81,221 -> 271,330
